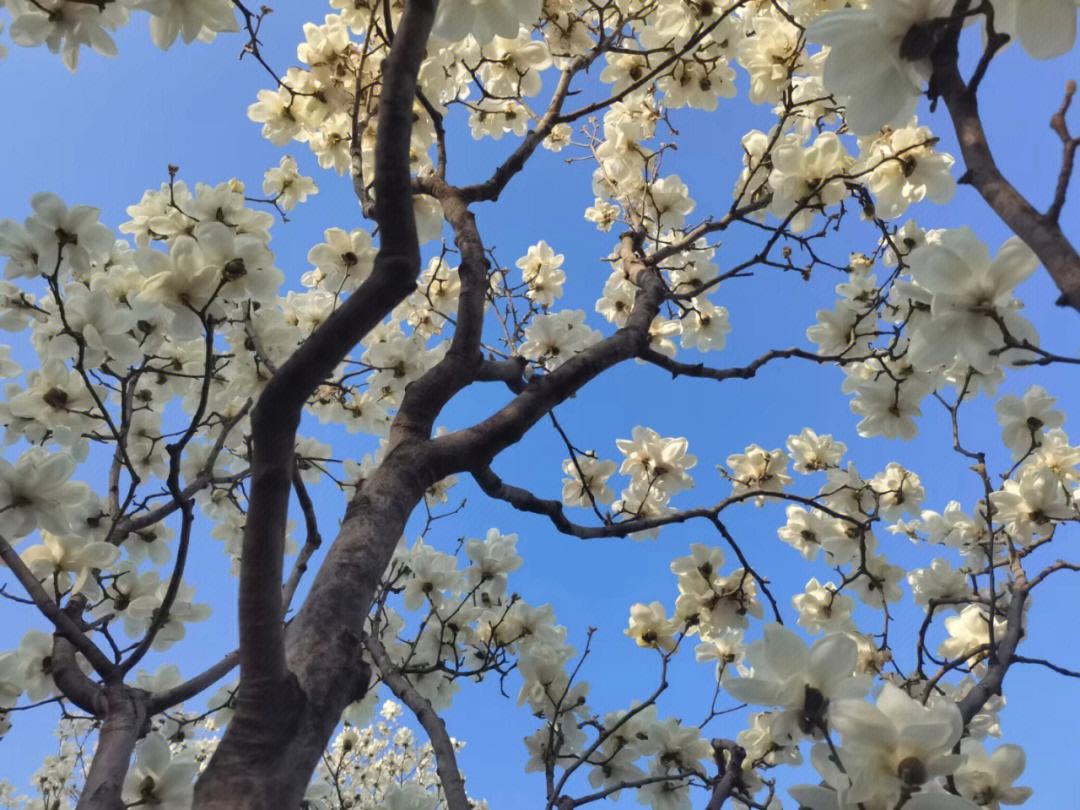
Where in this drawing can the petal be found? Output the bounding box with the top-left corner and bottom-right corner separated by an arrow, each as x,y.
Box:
808,633 -> 858,692
1016,0 -> 1077,58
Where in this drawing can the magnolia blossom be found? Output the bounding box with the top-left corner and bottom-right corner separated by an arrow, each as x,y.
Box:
625,601 -> 678,652
995,385 -> 1065,459
990,466 -> 1076,542
519,310 -> 600,370
432,0 -> 541,43
516,240 -> 566,307
137,0 -> 239,50
993,0 -> 1080,59
561,455 -> 617,507
792,578 -> 856,634
0,448 -> 92,538
827,684 -> 966,807
617,427 -> 697,497
808,0 -> 957,134
724,444 -> 792,501
262,155 -> 318,211
787,428 -> 846,474
21,532 -> 118,599
121,734 -> 197,809
723,625 -> 871,743
954,739 -> 1034,808
940,605 -> 1008,665
905,229 -> 1038,374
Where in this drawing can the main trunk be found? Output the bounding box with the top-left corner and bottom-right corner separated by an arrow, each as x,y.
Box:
193,447 -> 430,808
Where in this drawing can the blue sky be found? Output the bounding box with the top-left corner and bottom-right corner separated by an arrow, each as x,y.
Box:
1,7 -> 1079,807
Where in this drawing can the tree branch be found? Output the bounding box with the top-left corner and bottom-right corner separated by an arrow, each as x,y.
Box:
365,632 -> 471,810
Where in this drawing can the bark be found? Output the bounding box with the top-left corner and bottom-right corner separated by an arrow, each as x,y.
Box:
193,1 -> 438,805
193,447 -> 433,808
76,685 -> 148,810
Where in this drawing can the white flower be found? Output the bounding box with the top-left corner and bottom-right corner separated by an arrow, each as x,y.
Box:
262,155 -> 318,211
0,448 -> 92,538
787,428 -> 847,474
617,427 -> 697,496
724,444 -> 791,501
907,558 -> 969,607
625,601 -> 678,652
679,298 -> 730,352
520,310 -> 601,370
808,0 -> 957,135
516,240 -> 566,307
995,385 -> 1065,459
561,455 -> 617,507
792,579 -> 856,634
870,462 -> 925,521
992,0 -> 1079,59
121,733 -> 197,810
21,532 -> 118,600
990,466 -> 1075,542
828,683 -> 965,806
954,739 -> 1033,808
137,0 -> 239,49
905,229 -> 1038,374
432,0 -> 541,43
940,604 -> 1008,665
858,122 -> 956,219
723,625 -> 871,742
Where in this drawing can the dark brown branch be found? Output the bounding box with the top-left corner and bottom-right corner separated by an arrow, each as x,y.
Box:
932,35 -> 1080,310
0,535 -> 114,676
365,633 -> 470,810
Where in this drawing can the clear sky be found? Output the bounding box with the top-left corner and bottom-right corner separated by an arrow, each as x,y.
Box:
1,6 -> 1079,807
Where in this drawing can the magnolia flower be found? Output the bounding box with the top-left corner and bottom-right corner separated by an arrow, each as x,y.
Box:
792,579 -> 856,634
625,601 -> 678,652
828,684 -> 965,806
0,448 -> 92,538
990,466 -> 1075,542
679,298 -> 730,352
6,0 -> 128,71
905,229 -> 1039,374
23,192 -> 113,276
21,532 -> 118,599
907,558 -> 969,607
617,427 -> 697,496
561,455 -> 617,507
808,0 -> 957,135
940,604 -> 1008,665
520,310 -> 601,370
432,0 -> 541,43
137,0 -> 239,49
401,543 -> 461,612
787,428 -> 847,474
516,240 -> 566,307
954,739 -> 1034,808
304,226 -> 377,293
464,529 -> 522,597
870,462 -> 925,521
859,122 -> 956,219
723,625 -> 870,742
993,0 -> 1079,59
121,733 -> 197,809
724,444 -> 792,501
995,384 -> 1065,459
262,155 -> 318,211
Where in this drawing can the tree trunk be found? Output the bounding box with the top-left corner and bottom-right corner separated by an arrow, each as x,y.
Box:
76,685 -> 147,810
193,446 -> 431,808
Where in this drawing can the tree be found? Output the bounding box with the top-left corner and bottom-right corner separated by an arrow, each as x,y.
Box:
0,0 -> 1078,808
